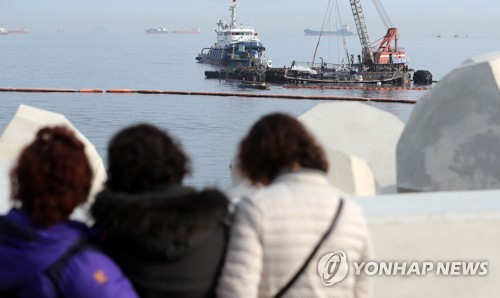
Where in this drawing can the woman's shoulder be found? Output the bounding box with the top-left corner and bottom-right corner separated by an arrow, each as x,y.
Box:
91,186 -> 230,239
93,186 -> 229,210
239,174 -> 334,206
192,187 -> 231,209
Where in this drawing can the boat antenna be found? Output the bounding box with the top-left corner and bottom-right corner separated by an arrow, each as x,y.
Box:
335,0 -> 350,65
311,0 -> 334,68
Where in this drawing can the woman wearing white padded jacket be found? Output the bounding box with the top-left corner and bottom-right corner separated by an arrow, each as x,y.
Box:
217,113 -> 372,298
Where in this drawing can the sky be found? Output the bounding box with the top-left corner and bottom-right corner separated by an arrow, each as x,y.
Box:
1,0 -> 499,39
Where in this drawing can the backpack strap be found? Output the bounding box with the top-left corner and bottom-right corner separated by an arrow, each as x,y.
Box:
0,238 -> 90,298
45,238 -> 91,298
273,198 -> 344,298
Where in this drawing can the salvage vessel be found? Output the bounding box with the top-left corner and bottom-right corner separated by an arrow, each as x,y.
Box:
294,0 -> 414,84
204,0 -> 432,85
195,0 -> 271,68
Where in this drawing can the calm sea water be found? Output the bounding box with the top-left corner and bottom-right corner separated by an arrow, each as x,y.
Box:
1,32 -> 499,189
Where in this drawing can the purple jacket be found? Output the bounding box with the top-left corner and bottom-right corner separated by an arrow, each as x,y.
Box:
0,208 -> 138,298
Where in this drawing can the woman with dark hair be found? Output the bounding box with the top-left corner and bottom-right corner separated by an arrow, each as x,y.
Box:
217,113 -> 372,298
0,126 -> 138,298
91,123 -> 230,298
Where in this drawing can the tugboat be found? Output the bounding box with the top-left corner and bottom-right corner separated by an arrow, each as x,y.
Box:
195,0 -> 271,68
238,80 -> 271,90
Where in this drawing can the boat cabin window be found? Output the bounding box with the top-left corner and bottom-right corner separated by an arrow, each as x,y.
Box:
230,32 -> 252,36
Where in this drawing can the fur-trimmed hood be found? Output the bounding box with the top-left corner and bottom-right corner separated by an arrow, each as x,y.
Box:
91,185 -> 230,261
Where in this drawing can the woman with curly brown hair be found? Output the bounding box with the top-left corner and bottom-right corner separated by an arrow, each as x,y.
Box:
0,126 -> 138,298
91,123 -> 230,298
217,113 -> 373,298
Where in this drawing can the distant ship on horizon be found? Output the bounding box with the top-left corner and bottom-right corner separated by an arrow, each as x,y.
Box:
145,26 -> 168,34
9,27 -> 30,34
8,27 -> 29,34
304,24 -> 354,36
173,27 -> 201,34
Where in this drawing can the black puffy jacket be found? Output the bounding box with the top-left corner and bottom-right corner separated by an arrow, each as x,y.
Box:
91,185 -> 230,298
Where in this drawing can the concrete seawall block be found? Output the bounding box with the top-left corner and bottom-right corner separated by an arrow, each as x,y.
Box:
299,102 -> 404,194
398,51 -> 500,192
354,189 -> 500,298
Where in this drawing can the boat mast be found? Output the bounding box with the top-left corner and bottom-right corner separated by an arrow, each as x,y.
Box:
311,0 -> 334,68
349,0 -> 374,64
230,0 -> 238,29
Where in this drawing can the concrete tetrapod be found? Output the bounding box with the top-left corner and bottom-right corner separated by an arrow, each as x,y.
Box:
299,102 -> 404,194
322,147 -> 376,196
397,51 -> 500,192
0,104 -> 106,219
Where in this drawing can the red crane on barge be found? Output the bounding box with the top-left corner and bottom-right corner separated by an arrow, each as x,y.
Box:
298,0 -> 415,84
349,0 -> 407,68
350,0 -> 432,84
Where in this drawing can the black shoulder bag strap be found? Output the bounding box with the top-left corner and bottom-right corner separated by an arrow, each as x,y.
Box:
273,198 -> 344,298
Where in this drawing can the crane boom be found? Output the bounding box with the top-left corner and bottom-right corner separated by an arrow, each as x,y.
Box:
349,0 -> 373,64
